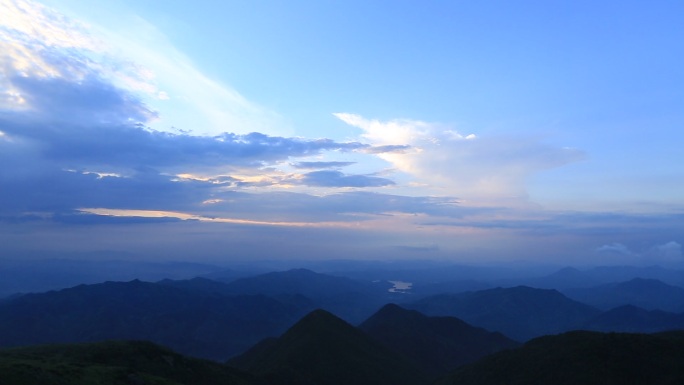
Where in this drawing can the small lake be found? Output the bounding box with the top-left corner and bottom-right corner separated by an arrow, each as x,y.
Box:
388,280 -> 412,293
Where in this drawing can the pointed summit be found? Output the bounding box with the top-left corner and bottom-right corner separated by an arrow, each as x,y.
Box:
229,309 -> 426,385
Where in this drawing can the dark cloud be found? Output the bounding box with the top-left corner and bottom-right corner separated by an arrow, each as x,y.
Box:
363,144 -> 411,154
394,244 -> 440,252
0,74 -> 400,217
1,119 -> 368,171
290,161 -> 356,169
299,170 -> 395,188
0,166 -> 212,215
11,75 -> 156,124
2,75 -> 373,172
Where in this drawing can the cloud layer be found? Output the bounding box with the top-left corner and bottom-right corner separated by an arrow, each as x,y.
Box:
1,0 -> 681,267
335,113 -> 585,202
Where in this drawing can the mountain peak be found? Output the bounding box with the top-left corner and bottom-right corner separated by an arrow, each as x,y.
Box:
374,303 -> 422,318
230,308 -> 426,385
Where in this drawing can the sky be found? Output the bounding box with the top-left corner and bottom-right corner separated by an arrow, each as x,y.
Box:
1,0 -> 683,267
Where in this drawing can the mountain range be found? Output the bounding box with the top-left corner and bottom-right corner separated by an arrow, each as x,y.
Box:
0,279 -> 311,360
405,286 -> 601,341
3,269 -> 684,363
211,268 -> 401,323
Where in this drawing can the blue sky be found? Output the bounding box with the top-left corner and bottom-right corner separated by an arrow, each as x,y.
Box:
1,0 -> 683,266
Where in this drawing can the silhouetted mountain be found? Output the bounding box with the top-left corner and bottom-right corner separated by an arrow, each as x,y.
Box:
437,330 -> 684,385
517,266 -> 602,289
229,309 -> 427,385
359,304 -> 519,378
583,305 -> 684,333
589,265 -> 684,286
0,280 -> 310,360
407,286 -> 600,341
0,340 -> 260,385
220,268 -> 396,323
0,258 -> 222,297
159,277 -> 319,313
563,278 -> 684,312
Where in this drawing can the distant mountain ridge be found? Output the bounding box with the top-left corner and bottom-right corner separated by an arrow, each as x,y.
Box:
0,279 -> 311,360
218,268 -> 399,323
562,278 -> 684,312
516,265 -> 684,290
0,258 -> 223,298
407,286 -> 601,341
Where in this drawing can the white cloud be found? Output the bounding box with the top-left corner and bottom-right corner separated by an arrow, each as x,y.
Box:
0,0 -> 98,50
596,241 -> 683,266
0,0 -> 101,81
648,241 -> 683,264
334,113 -> 584,203
595,242 -> 635,256
0,0 -> 286,136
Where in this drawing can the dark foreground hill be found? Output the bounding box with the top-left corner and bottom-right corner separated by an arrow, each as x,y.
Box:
0,280 -> 310,360
359,303 -> 519,378
0,340 -> 260,385
229,309 -> 427,385
407,286 -> 600,341
437,330 -> 684,385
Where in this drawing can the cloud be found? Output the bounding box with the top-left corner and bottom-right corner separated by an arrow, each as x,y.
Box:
0,111 -> 382,216
596,242 -> 635,256
0,70 -> 383,219
179,190 -> 469,224
0,77 -> 370,170
647,241 -> 683,264
0,0 -> 286,136
291,161 -> 356,169
394,244 -> 440,252
362,144 -> 411,154
10,75 -> 156,124
298,170 -> 395,188
0,1 -> 419,225
334,113 -> 584,202
0,0 -> 101,82
595,240 -> 684,266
